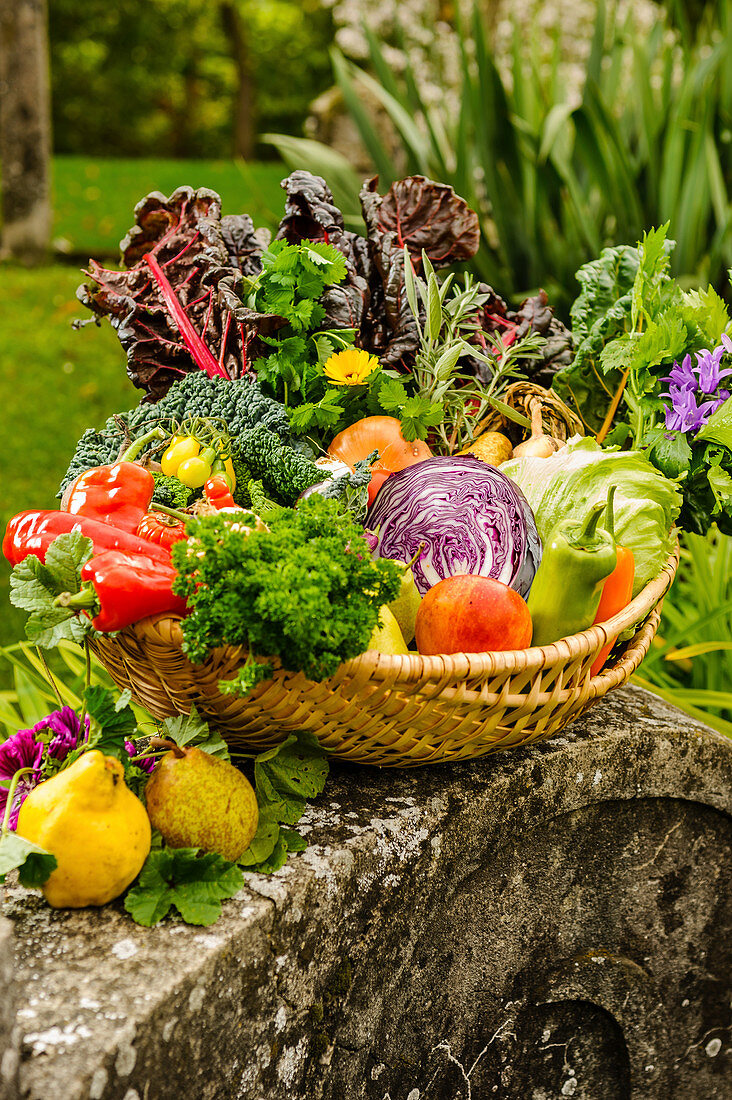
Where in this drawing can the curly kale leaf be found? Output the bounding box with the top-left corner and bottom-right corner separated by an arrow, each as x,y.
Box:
151,472 -> 193,510
59,373 -> 293,496
171,496 -> 402,692
233,425 -> 325,505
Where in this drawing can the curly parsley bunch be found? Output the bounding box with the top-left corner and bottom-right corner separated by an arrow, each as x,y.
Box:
172,497 -> 402,695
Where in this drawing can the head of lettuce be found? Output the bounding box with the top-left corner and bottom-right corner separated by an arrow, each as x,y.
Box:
502,437 -> 681,597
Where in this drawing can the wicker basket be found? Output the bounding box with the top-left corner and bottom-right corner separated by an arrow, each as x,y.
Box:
90,548 -> 679,767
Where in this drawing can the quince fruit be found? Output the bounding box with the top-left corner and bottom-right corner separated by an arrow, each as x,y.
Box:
16,750 -> 151,908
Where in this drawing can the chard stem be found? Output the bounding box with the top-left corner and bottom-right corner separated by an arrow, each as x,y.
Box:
144,252 -> 228,380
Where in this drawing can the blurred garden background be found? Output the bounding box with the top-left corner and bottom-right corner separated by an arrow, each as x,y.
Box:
2,0 -> 732,731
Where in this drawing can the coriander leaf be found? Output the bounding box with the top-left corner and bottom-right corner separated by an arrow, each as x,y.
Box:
378,375 -> 410,412
162,706 -> 230,761
313,334 -> 337,365
289,390 -> 344,433
399,395 -> 444,441
124,848 -> 244,927
0,832 -> 56,886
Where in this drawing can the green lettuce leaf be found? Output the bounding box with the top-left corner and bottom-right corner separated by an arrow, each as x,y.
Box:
502,437 -> 681,595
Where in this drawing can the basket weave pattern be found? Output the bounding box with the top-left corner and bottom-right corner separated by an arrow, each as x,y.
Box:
90,549 -> 679,767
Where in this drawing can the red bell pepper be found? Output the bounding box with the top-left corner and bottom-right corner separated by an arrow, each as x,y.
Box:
56,550 -> 187,632
63,427 -> 166,533
3,510 -> 172,567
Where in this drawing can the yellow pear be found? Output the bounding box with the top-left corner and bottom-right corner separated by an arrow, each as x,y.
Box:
144,745 -> 258,861
367,605 -> 409,655
16,751 -> 151,908
387,566 -> 422,644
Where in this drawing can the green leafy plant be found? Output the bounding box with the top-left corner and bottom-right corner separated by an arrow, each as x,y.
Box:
633,529 -> 732,734
269,1 -> 732,310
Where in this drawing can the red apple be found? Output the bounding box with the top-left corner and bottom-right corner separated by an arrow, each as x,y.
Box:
415,574 -> 532,655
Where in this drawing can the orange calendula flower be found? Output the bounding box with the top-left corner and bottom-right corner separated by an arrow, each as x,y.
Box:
323,348 -> 380,387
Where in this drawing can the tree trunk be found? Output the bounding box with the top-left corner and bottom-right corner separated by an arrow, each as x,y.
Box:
219,1 -> 256,160
0,0 -> 52,263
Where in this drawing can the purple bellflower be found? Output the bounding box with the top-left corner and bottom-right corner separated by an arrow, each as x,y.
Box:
660,336 -> 732,434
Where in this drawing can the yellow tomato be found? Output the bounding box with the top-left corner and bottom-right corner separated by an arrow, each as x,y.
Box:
161,436 -> 200,476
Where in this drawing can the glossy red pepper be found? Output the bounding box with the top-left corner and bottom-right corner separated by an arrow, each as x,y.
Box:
57,551 -> 187,632
204,475 -> 237,510
136,511 -> 188,549
3,510 -> 172,567
62,427 -> 166,533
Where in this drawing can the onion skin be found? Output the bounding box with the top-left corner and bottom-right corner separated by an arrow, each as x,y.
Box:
366,455 -> 542,598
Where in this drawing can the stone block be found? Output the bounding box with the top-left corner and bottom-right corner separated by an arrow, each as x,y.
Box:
0,911 -> 19,1100
3,686 -> 731,1098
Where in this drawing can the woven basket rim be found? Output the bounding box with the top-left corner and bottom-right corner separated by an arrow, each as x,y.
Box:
132,543 -> 679,686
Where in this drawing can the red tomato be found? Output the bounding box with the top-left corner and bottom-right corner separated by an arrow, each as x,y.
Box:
136,512 -> 188,550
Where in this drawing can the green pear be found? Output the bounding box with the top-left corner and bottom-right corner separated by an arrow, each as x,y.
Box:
387,564 -> 423,644
145,743 -> 258,861
368,604 -> 409,654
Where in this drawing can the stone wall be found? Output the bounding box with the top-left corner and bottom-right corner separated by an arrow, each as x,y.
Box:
0,914 -> 18,1100
2,685 -> 731,1098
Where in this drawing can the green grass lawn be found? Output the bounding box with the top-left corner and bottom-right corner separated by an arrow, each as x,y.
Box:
1,156 -> 287,646
53,156 -> 287,257
0,264 -> 136,645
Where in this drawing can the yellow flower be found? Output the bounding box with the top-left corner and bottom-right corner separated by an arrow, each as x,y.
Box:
323,348 -> 380,387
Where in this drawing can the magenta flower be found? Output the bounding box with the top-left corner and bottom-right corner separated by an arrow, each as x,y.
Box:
125,741 -> 156,774
30,706 -> 90,762
0,730 -> 44,830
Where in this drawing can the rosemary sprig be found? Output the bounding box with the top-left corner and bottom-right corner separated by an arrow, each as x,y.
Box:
403,248 -> 546,453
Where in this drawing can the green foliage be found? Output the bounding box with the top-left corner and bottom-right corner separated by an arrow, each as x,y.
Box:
161,707 -> 231,761
9,533 -> 95,649
0,832 -> 57,887
240,730 -> 329,873
557,225 -> 730,440
49,1 -> 333,159
272,1 -> 732,310
0,640 -> 129,738
634,529 -> 732,732
124,847 -> 244,927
